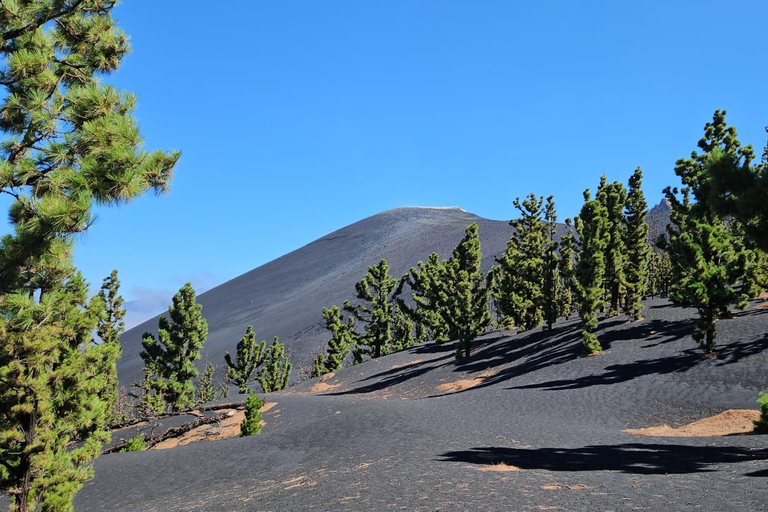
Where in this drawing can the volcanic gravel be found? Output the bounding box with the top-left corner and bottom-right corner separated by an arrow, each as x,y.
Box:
74,296 -> 768,511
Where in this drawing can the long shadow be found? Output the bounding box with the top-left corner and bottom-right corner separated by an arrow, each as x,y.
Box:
513,334 -> 768,391
358,353 -> 454,383
439,444 -> 768,476
325,357 -> 454,395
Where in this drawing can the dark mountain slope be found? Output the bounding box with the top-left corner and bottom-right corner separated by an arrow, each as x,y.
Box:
118,207 -> 515,384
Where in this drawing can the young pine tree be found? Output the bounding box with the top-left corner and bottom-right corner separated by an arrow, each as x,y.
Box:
623,168 -> 650,321
542,196 -> 561,330
225,325 -> 265,394
256,339 -> 292,393
660,111 -> 751,354
95,270 -> 126,424
576,190 -> 610,354
141,283 -> 208,412
240,394 -> 263,437
345,259 -> 398,359
0,3 -> 179,509
558,218 -> 579,320
439,223 -> 491,359
496,194 -> 546,331
597,177 -> 627,317
196,362 -> 217,405
317,305 -> 356,374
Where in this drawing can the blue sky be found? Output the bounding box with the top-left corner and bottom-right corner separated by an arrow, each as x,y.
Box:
3,1 -> 768,328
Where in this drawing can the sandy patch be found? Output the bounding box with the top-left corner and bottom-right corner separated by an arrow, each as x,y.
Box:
478,462 -> 520,472
152,402 -> 276,450
436,369 -> 495,394
311,372 -> 340,394
390,359 -> 423,370
624,409 -> 760,437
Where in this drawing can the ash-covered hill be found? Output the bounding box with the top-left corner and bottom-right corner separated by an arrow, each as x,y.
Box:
118,200 -> 672,386
118,207 -> 515,384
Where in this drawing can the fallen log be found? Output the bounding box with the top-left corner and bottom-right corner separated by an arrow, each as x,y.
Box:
103,410 -> 232,454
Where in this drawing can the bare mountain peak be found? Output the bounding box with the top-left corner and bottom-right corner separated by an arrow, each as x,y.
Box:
649,198 -> 671,216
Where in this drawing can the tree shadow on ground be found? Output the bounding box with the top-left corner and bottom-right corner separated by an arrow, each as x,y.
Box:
512,334 -> 768,391
438,444 -> 768,475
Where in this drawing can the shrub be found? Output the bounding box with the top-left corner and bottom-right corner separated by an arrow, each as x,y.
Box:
122,432 -> 147,453
240,394 -> 264,437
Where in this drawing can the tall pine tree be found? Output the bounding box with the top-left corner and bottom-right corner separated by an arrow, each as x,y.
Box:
0,2 -> 179,509
542,196 -> 561,330
558,218 -> 578,320
344,259 -> 398,359
597,177 -> 627,317
440,223 -> 491,359
660,110 -> 751,354
141,283 -> 208,411
623,168 -> 650,321
398,253 -> 449,343
495,194 -> 546,331
576,190 -> 610,354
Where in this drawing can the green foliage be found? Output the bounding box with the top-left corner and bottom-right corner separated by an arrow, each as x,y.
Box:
440,223 -> 491,359
0,3 -> 179,508
389,305 -> 416,353
240,394 -> 263,437
121,432 -> 146,453
345,259 -> 398,359
623,168 -> 650,321
196,362 -> 217,405
132,365 -> 166,417
0,264 -> 117,512
141,283 -> 208,412
576,188 -> 610,354
558,218 -> 578,320
256,338 -> 292,393
660,111 -> 750,355
225,326 -> 265,394
542,196 -> 561,330
94,270 -> 126,425
0,1 -> 180,296
495,194 -> 546,331
597,177 -> 627,317
314,305 -> 356,376
400,253 -> 450,343
700,112 -> 768,253
754,392 -> 768,434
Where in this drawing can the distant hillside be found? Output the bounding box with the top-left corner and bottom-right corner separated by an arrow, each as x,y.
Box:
118,201 -> 672,385
118,207 -> 514,384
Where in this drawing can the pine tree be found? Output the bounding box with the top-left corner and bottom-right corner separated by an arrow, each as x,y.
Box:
256,339 -> 291,393
558,218 -> 578,320
0,3 -> 179,509
95,270 -> 126,424
132,366 -> 165,417
440,223 -> 491,359
597,177 -> 627,317
623,168 -> 650,321
496,194 -> 546,331
399,253 -> 449,343
224,325 -> 265,394
542,196 -> 561,330
576,189 -> 610,354
240,394 -> 263,437
660,111 -> 751,354
0,261 -> 118,512
318,305 -> 356,373
141,283 -> 208,412
389,305 -> 416,352
345,259 -> 398,359
195,362 -> 217,405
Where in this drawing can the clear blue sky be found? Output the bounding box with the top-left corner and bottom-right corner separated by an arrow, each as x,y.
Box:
3,1 -> 767,327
